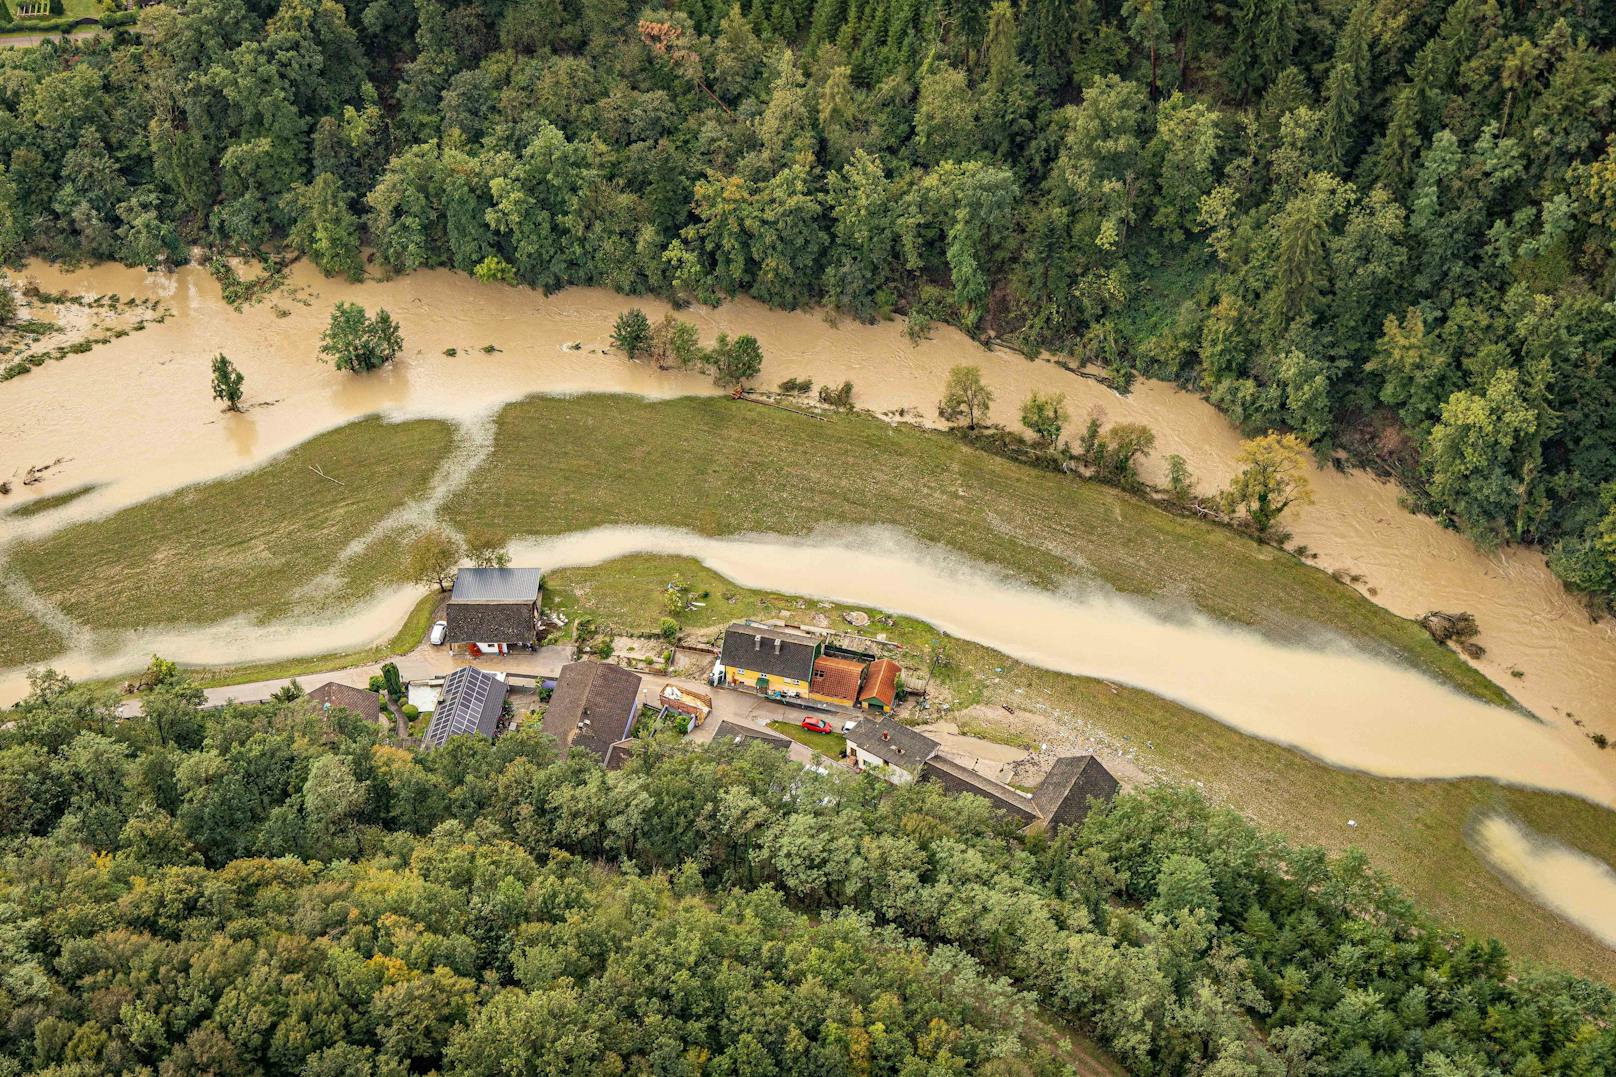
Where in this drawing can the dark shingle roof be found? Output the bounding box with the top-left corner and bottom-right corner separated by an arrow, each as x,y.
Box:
720,623 -> 818,681
450,567 -> 543,603
444,601 -> 536,645
1033,755 -> 1120,830
422,667 -> 506,749
306,682 -> 381,725
845,717 -> 937,774
921,755 -> 1039,822
710,720 -> 793,751
541,661 -> 643,761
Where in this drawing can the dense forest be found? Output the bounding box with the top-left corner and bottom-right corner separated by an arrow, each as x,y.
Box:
2,669 -> 1616,1074
1,0 -> 1614,602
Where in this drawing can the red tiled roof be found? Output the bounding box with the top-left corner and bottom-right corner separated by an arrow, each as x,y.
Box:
859,659 -> 900,708
811,656 -> 865,702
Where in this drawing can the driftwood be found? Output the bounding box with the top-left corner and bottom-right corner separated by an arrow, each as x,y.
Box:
308,464 -> 347,486
22,457 -> 66,486
1419,610 -> 1485,658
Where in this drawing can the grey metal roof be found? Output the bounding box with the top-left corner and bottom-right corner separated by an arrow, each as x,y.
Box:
845,717 -> 938,773
422,666 -> 507,749
450,567 -> 543,603
720,623 -> 819,682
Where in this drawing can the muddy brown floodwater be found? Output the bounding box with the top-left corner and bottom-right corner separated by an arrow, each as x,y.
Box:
1473,815 -> 1616,948
2,259 -> 1615,786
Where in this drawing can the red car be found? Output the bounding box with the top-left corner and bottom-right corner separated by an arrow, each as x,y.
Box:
800,716 -> 834,734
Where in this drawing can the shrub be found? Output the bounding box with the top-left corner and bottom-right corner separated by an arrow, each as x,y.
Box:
401,704 -> 419,719
659,617 -> 680,642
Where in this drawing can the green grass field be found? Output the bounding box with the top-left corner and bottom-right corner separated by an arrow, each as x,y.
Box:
7,393 -> 1612,973
7,416 -> 452,635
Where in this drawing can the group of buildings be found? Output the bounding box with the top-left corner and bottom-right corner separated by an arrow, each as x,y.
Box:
717,622 -> 901,712
307,573 -> 1117,831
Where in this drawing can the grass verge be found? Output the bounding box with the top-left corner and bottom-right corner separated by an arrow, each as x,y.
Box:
768,719 -> 847,758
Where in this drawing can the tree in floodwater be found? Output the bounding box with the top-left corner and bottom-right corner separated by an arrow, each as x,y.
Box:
612,308 -> 652,360
1223,433 -> 1314,537
210,354 -> 244,411
938,365 -> 993,428
1020,390 -> 1068,447
708,332 -> 763,387
320,302 -> 403,373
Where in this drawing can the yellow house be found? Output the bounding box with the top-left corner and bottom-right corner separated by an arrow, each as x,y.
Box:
720,623 -> 821,697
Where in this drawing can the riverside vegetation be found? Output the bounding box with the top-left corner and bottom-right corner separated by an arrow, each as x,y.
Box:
4,672 -> 1616,1075
0,0 -> 1611,608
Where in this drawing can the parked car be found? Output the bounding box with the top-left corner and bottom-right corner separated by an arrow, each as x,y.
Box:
801,716 -> 834,735
429,620 -> 447,646
840,719 -> 859,735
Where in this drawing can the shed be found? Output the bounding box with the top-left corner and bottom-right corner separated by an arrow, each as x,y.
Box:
921,755 -> 1039,823
859,658 -> 901,712
710,720 -> 793,751
421,666 -> 507,749
541,660 -> 644,762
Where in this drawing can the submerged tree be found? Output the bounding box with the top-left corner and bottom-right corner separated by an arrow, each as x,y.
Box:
938,365 -> 994,429
1020,390 -> 1069,446
612,308 -> 652,360
320,302 -> 403,373
708,332 -> 763,387
210,354 -> 245,411
1223,433 -> 1314,536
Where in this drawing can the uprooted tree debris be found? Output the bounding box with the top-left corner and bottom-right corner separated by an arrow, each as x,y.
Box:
1419,611 -> 1484,658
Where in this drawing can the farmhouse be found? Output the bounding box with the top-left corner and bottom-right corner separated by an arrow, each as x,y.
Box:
719,623 -> 820,698
542,660 -> 644,762
421,666 -> 507,749
443,566 -> 543,656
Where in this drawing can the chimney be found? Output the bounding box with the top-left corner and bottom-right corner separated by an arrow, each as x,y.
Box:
754,635 -> 761,651
773,638 -> 782,655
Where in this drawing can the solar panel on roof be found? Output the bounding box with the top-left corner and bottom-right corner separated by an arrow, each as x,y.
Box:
421,666 -> 506,749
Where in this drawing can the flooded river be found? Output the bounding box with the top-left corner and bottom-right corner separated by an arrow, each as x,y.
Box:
4,525 -> 1613,806
2,259 -> 1615,783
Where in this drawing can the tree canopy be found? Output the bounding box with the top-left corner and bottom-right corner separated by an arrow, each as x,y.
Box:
2,670 -> 1615,1075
